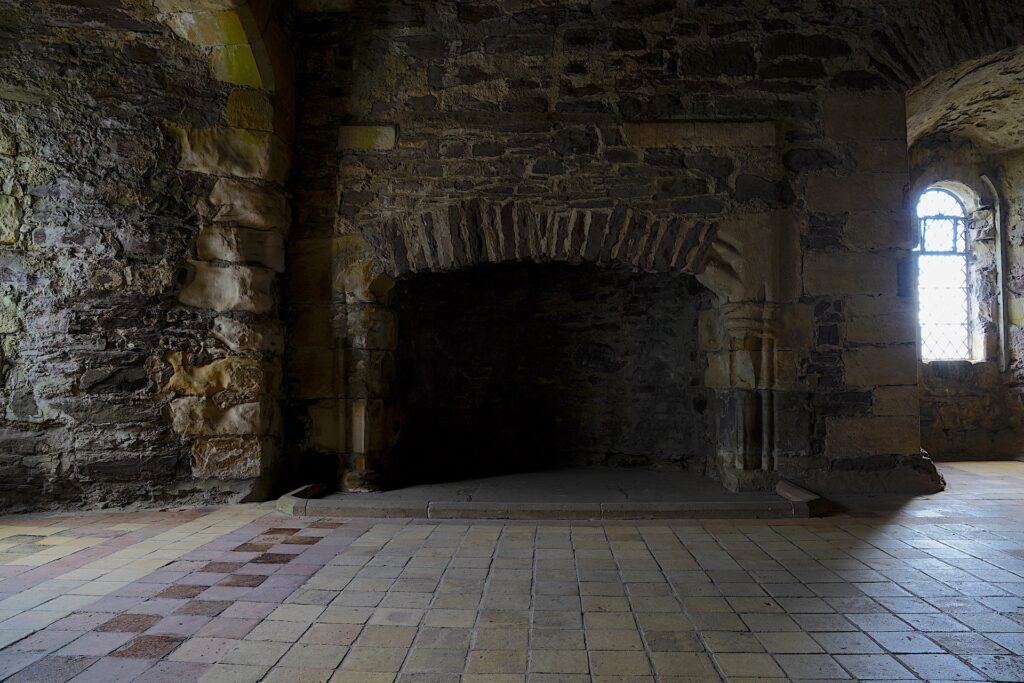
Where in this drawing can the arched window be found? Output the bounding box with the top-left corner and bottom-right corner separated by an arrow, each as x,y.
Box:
915,188 -> 971,360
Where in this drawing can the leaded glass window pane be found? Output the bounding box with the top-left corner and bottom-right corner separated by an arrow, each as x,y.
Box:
915,188 -> 971,361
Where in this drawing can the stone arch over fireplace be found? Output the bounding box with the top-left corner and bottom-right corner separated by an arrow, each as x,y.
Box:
321,185 -> 806,492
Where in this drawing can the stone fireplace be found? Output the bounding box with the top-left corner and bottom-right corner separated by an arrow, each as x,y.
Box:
291,119 -> 819,494
386,261 -> 712,487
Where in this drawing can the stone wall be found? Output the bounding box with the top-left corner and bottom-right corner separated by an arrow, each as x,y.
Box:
0,3 -> 227,510
909,82 -> 1024,461
287,0 -> 943,494
14,0 -> 1024,509
0,1 -> 290,511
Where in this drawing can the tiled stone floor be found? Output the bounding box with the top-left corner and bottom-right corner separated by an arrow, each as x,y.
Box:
3,462 -> 1024,681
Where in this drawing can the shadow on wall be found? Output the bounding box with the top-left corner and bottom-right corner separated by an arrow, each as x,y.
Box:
381,261 -> 713,488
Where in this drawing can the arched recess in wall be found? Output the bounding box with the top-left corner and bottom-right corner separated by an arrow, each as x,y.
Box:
323,156 -> 808,493
907,44 -> 1023,374
154,0 -> 294,498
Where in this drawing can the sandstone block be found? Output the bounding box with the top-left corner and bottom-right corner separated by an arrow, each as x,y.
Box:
154,0 -> 245,11
844,345 -> 918,386
225,90 -> 276,131
854,140 -> 909,173
171,125 -> 289,183
1009,296 -> 1024,327
168,397 -> 272,436
351,398 -> 386,453
823,92 -> 906,141
846,295 -> 917,344
209,178 -> 288,231
288,307 -> 333,349
347,305 -> 397,351
308,399 -> 346,451
0,195 -> 21,244
825,415 -> 919,457
844,211 -> 913,250
0,293 -> 18,333
211,316 -> 284,353
806,173 -> 905,213
197,225 -> 285,271
191,436 -> 271,478
179,261 -> 275,313
296,0 -> 355,11
166,10 -> 247,46
338,125 -> 397,151
803,252 -> 897,297
333,235 -> 393,303
622,121 -> 776,148
873,385 -> 920,416
287,238 -> 333,304
209,44 -> 269,89
164,352 -> 275,396
289,348 -> 339,399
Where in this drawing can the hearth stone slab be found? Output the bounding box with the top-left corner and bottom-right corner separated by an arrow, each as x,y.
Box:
276,468 -> 811,520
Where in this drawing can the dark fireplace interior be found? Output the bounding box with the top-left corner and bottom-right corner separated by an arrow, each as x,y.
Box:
384,262 -> 712,488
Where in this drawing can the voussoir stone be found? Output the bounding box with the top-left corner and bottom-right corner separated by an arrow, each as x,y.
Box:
209,178 -> 288,231
168,396 -> 270,436
197,225 -> 285,272
225,90 -> 275,131
211,316 -> 284,353
166,10 -> 247,47
170,125 -> 289,183
163,351 -> 273,396
178,261 -> 275,313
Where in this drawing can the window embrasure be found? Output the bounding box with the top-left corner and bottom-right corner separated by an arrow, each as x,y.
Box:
914,187 -> 972,361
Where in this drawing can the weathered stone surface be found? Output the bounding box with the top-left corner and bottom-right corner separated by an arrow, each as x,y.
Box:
209,44 -> 268,88
803,253 -> 898,296
308,399 -> 345,451
211,317 -> 284,353
197,225 -> 285,272
287,238 -> 333,304
288,307 -> 332,349
347,304 -> 397,351
823,92 -> 907,141
844,211 -> 913,250
622,121 -> 776,148
825,415 -> 920,457
844,346 -> 919,386
171,125 -> 289,183
191,436 -> 268,479
0,195 -> 21,244
296,0 -> 355,11
806,173 -> 906,213
908,46 -> 1024,150
154,0 -> 245,12
163,352 -> 272,396
846,296 -> 917,344
873,385 -> 920,416
168,397 -> 272,436
179,261 -> 275,313
225,90 -> 275,131
166,10 -> 247,47
209,178 -> 289,231
338,125 -> 397,150
0,294 -> 18,334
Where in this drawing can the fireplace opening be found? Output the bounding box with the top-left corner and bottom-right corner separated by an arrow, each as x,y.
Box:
383,261 -> 713,488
